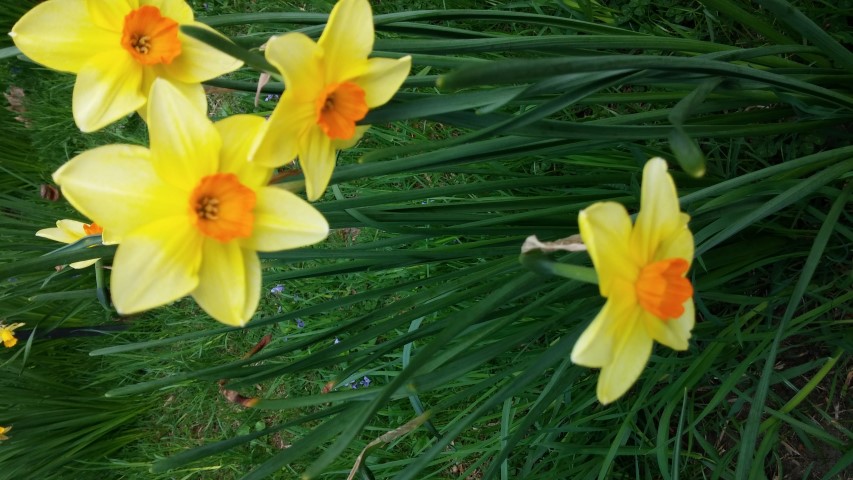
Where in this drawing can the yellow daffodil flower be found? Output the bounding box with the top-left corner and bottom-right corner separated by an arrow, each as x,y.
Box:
572,158 -> 694,404
36,219 -> 107,269
52,79 -> 329,326
10,0 -> 242,132
0,425 -> 11,441
250,0 -> 412,201
1,323 -> 25,348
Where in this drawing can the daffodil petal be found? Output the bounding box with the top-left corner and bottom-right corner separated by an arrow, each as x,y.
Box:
265,33 -> 324,98
69,259 -> 100,269
571,299 -> 617,368
142,0 -> 194,23
111,218 -> 202,314
73,51 -> 144,132
657,213 -> 694,266
299,127 -> 337,201
356,56 -> 411,108
86,0 -> 133,30
215,114 -> 271,189
578,201 -> 634,297
147,79 -> 220,186
192,240 -> 253,326
36,220 -> 86,243
632,158 -> 683,266
244,187 -> 329,252
161,24 -> 243,83
331,125 -> 369,151
52,145 -> 178,241
241,250 -> 261,323
596,315 -> 652,404
645,298 -> 694,350
250,95 -> 314,168
10,0 -> 117,73
318,0 -> 374,82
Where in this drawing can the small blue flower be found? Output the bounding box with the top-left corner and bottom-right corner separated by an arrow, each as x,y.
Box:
360,376 -> 371,387
296,318 -> 305,329
270,284 -> 284,294
333,337 -> 341,344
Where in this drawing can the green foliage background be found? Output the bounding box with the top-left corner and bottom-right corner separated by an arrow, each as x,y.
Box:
0,0 -> 850,479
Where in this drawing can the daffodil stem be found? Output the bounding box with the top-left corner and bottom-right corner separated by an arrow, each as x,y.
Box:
519,251 -> 598,284
94,259 -> 111,312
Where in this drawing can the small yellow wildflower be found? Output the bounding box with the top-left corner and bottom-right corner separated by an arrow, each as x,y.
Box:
53,79 -> 329,326
10,0 -> 242,132
36,219 -> 108,269
251,0 -> 412,201
0,425 -> 11,441
1,323 -> 25,348
571,158 -> 695,404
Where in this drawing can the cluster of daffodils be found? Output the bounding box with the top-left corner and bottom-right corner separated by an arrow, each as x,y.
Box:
13,0 -> 410,327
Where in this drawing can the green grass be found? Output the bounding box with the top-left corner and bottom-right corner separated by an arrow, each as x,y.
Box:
1,0 -> 851,479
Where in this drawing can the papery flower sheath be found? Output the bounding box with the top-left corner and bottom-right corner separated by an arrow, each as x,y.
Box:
53,79 -> 329,326
1,323 -> 25,348
36,219 -> 107,269
571,158 -> 695,404
10,0 -> 242,132
250,0 -> 411,201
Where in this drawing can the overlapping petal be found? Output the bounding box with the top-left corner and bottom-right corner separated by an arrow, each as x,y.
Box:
161,25 -> 243,83
52,145 -> 178,242
73,52 -> 144,132
86,0 -> 134,30
299,127 -> 337,201
143,0 -> 194,23
243,187 -> 330,251
596,317 -> 653,405
318,0 -> 374,82
357,57 -> 413,107
10,0 -> 116,73
578,202 -> 634,297
148,80 -> 219,186
632,158 -> 683,266
110,218 -> 202,314
192,240 -> 251,326
250,96 -> 314,168
36,220 -> 88,244
216,115 -> 272,188
265,34 -> 324,98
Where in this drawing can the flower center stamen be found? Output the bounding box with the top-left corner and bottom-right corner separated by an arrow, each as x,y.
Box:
315,82 -> 368,140
188,174 -> 256,242
121,6 -> 181,66
635,258 -> 693,320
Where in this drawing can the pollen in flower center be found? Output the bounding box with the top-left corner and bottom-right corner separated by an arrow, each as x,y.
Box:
315,82 -> 369,140
121,6 -> 181,65
188,173 -> 256,242
635,258 -> 693,320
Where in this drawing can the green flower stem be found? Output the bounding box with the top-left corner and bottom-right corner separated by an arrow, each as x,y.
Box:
519,250 -> 598,284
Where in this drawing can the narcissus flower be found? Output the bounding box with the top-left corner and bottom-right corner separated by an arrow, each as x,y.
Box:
0,425 -> 11,441
1,323 -> 25,348
36,219 -> 107,269
572,158 -> 694,404
10,0 -> 241,132
251,0 -> 411,201
53,79 -> 329,326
